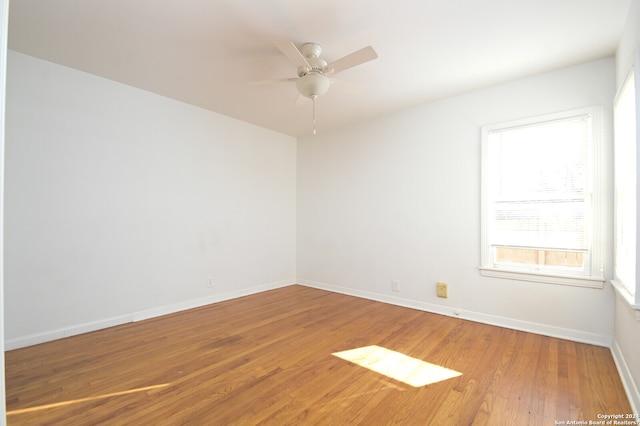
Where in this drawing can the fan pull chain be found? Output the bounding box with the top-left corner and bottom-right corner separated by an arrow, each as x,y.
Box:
311,95 -> 317,135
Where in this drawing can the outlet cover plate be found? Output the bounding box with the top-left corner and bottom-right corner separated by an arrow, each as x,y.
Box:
436,282 -> 448,298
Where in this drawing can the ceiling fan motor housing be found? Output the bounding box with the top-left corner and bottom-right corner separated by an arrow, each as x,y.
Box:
297,43 -> 328,77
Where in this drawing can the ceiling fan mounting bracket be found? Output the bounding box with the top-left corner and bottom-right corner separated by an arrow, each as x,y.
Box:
301,43 -> 322,59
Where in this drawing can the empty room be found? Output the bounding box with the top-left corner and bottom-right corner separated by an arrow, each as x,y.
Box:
1,0 -> 639,424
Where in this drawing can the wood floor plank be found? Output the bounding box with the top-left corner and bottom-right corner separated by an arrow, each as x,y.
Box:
5,285 -> 633,425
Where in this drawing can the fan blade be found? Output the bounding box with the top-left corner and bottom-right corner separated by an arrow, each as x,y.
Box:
275,41 -> 311,69
325,46 -> 378,74
249,78 -> 297,86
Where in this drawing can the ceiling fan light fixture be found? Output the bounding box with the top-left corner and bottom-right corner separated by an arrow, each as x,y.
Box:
296,73 -> 331,98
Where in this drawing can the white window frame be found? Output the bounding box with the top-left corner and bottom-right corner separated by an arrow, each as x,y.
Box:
611,49 -> 640,311
480,106 -> 605,288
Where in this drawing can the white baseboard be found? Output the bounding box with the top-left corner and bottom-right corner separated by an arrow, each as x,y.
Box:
5,277 -> 612,350
298,279 -> 612,347
5,279 -> 295,350
4,314 -> 133,350
611,339 -> 640,414
132,279 -> 294,322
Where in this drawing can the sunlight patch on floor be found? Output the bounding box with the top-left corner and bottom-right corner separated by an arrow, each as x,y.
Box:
7,383 -> 171,415
332,345 -> 462,387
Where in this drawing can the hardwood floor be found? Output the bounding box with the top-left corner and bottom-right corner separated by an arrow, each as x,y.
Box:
5,285 -> 633,425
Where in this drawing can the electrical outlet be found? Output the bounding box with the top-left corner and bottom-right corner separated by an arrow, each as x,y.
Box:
391,280 -> 400,292
207,278 -> 214,288
436,282 -> 448,298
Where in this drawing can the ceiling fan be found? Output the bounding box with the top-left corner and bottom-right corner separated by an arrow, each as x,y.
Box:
256,41 -> 378,134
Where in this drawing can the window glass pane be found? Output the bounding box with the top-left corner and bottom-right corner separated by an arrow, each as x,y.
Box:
490,117 -> 588,200
614,70 -> 637,294
486,115 -> 591,273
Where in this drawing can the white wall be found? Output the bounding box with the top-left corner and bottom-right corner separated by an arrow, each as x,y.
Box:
4,51 -> 297,348
612,0 -> 640,413
297,57 -> 616,346
616,0 -> 640,87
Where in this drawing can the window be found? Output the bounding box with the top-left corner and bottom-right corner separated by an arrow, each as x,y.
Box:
613,63 -> 637,298
480,107 -> 604,287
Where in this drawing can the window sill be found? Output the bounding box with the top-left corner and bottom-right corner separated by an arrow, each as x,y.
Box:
479,267 -> 605,289
609,279 -> 640,321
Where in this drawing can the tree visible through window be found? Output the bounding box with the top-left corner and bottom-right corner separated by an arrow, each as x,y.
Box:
481,107 -> 604,286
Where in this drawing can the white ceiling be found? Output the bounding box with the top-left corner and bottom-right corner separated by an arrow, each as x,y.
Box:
8,0 -> 632,137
